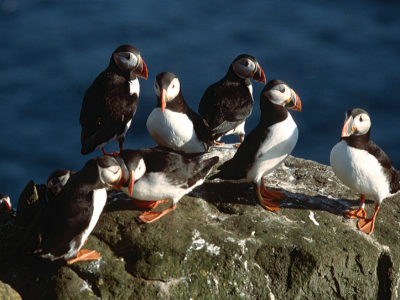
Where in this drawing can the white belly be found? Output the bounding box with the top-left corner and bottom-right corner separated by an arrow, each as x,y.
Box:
146,108 -> 205,153
129,78 -> 140,96
124,173 -> 203,204
247,114 -> 298,184
330,140 -> 390,202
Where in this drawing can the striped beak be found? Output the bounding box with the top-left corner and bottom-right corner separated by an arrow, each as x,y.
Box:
252,63 -> 266,84
341,115 -> 354,138
160,89 -> 167,113
137,57 -> 148,80
286,89 -> 302,112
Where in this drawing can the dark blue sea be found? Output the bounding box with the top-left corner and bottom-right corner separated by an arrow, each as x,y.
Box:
1,0 -> 400,207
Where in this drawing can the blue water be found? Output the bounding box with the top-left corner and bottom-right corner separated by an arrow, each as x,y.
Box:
1,0 -> 400,206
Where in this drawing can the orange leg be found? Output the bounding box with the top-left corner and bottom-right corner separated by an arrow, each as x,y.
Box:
138,204 -> 177,223
256,181 -> 285,212
132,199 -> 169,209
234,135 -> 245,148
66,249 -> 101,265
213,140 -> 225,146
344,195 -> 366,219
357,204 -> 380,234
102,146 -> 119,157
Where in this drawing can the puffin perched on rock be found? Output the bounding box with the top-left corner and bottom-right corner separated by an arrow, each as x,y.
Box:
330,108 -> 400,234
35,156 -> 123,264
117,148 -> 219,223
198,54 -> 266,147
146,72 -> 209,153
210,80 -> 301,211
80,44 -> 148,156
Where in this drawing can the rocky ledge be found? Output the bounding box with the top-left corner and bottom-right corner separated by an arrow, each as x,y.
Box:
1,146 -> 400,299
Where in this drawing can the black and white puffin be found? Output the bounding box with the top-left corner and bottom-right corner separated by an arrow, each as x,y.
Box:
80,44 -> 148,156
210,80 -> 301,211
330,108 -> 400,234
0,194 -> 12,212
117,148 -> 219,223
47,169 -> 76,197
35,156 -> 123,264
198,54 -> 266,147
146,72 -> 209,153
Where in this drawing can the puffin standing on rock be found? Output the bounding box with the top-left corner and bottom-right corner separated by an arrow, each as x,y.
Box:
198,54 -> 266,147
330,108 -> 400,234
117,148 -> 219,223
210,80 -> 301,212
146,72 -> 209,153
80,44 -> 148,156
34,156 -> 123,264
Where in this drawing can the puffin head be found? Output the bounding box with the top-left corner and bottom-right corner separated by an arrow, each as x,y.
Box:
95,156 -> 123,190
341,108 -> 371,138
231,54 -> 266,83
261,80 -> 301,111
117,150 -> 147,198
112,44 -> 148,79
154,72 -> 181,113
0,194 -> 11,212
46,169 -> 75,196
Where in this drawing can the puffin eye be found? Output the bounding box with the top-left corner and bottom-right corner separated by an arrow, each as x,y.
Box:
244,61 -> 249,67
280,87 -> 285,93
359,116 -> 363,122
172,84 -> 175,89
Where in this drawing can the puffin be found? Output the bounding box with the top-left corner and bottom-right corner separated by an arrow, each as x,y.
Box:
330,108 -> 400,234
0,194 -> 12,212
47,169 -> 76,197
117,148 -> 219,223
80,44 -> 148,156
35,156 -> 123,264
210,80 -> 301,211
198,54 -> 266,147
146,72 -> 209,153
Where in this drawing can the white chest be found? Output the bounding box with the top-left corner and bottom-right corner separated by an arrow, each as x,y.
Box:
128,78 -> 140,96
247,83 -> 253,98
146,108 -> 205,152
247,114 -> 298,184
79,189 -> 107,247
330,141 -> 390,202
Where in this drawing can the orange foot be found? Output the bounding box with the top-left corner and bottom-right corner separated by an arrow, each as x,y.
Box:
344,207 -> 366,219
101,147 -> 120,157
132,199 -> 169,209
357,218 -> 375,235
66,249 -> 101,265
257,181 -> 285,212
213,140 -> 225,146
138,204 -> 177,223
234,143 -> 241,149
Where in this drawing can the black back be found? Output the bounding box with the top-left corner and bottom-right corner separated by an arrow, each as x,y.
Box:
80,59 -> 139,154
120,148 -> 219,188
211,86 -> 288,180
37,159 -> 102,257
198,64 -> 253,141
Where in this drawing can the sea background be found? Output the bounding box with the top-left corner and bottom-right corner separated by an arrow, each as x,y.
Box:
1,0 -> 400,207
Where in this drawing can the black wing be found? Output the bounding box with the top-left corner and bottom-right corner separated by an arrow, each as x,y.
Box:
80,72 -> 138,154
198,80 -> 253,132
38,182 -> 93,257
210,123 -> 269,180
366,140 -> 400,193
186,107 -> 210,147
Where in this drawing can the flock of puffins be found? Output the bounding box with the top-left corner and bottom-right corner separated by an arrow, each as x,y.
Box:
1,44 -> 399,265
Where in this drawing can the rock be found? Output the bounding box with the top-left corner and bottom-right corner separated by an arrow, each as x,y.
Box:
1,145 -> 400,299
0,281 -> 22,299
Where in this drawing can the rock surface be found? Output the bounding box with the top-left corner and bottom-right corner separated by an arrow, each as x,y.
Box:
1,145 -> 400,299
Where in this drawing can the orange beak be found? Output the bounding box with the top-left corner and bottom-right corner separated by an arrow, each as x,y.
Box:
253,64 -> 266,84
137,57 -> 148,80
128,170 -> 134,197
112,170 -> 124,190
341,115 -> 354,138
287,89 -> 302,112
160,89 -> 167,113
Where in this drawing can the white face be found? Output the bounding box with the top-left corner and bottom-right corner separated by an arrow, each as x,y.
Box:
98,165 -> 121,186
232,58 -> 256,79
113,51 -> 139,71
351,113 -> 371,135
132,158 -> 146,181
154,77 -> 180,101
264,83 -> 292,106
